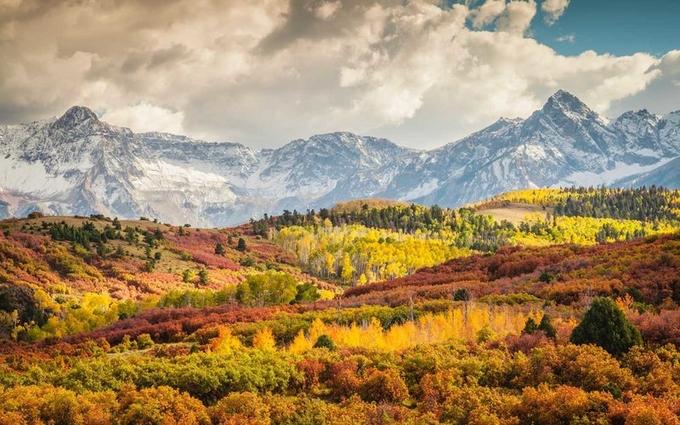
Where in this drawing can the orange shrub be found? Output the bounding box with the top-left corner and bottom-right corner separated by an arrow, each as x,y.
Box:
359,368 -> 409,403
210,392 -> 270,425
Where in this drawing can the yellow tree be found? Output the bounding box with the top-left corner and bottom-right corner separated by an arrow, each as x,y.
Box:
252,327 -> 276,351
210,326 -> 242,353
340,253 -> 354,283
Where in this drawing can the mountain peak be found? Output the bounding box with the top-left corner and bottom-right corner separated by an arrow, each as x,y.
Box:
52,105 -> 100,130
546,89 -> 586,108
540,89 -> 595,119
616,109 -> 659,123
549,89 -> 576,100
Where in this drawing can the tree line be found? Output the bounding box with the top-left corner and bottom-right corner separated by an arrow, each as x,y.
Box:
551,186 -> 678,221
254,204 -> 516,252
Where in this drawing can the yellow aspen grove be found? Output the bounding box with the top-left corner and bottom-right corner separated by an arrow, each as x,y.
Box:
209,326 -> 242,353
252,327 -> 276,351
324,252 -> 335,277
273,224 -> 471,282
288,330 -> 314,354
287,304 -> 535,352
307,318 -> 327,343
340,253 -> 354,282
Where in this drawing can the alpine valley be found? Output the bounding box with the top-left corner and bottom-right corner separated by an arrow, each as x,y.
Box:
1,90 -> 679,226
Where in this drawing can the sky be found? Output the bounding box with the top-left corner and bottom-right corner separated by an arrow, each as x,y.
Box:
0,0 -> 679,150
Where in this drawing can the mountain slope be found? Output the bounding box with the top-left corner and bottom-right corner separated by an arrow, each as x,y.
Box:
614,155 -> 680,189
1,92 -> 679,225
0,110 -> 415,226
385,91 -> 680,206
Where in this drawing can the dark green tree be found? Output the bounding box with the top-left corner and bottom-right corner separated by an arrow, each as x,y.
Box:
214,242 -> 226,255
539,271 -> 554,283
453,288 -> 472,302
198,268 -> 209,286
144,259 -> 156,272
313,335 -> 336,350
522,317 -> 538,335
237,237 -> 247,252
538,314 -> 557,338
570,297 -> 642,355
294,282 -> 320,303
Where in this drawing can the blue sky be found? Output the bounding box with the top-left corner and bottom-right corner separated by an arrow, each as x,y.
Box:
451,0 -> 680,57
532,0 -> 680,56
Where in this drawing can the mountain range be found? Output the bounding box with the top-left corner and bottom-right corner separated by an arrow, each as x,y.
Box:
1,90 -> 679,226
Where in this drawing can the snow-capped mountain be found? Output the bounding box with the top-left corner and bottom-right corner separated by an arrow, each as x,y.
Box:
1,91 -> 679,226
0,109 -> 414,226
383,90 -> 680,206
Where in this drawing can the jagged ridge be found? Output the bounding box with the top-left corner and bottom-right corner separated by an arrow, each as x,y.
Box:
1,91 -> 679,225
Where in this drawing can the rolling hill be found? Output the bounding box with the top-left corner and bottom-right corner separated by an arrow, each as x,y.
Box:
0,188 -> 679,423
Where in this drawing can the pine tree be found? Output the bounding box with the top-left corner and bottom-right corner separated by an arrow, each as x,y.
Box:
198,268 -> 209,285
453,288 -> 472,302
313,334 -> 336,350
237,237 -> 247,252
538,314 -> 557,338
522,317 -> 538,335
571,297 -> 642,355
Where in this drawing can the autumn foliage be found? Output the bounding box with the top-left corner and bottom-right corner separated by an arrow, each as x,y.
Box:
1,191 -> 680,424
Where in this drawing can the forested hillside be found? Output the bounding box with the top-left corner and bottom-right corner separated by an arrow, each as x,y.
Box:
488,186 -> 680,221
253,188 -> 680,285
0,214 -> 338,342
0,188 -> 679,424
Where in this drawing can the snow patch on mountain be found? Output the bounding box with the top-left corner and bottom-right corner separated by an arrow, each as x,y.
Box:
0,155 -> 72,196
558,158 -> 675,187
1,92 -> 680,225
400,178 -> 440,200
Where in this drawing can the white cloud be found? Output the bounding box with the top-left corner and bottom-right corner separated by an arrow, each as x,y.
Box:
541,0 -> 570,24
608,50 -> 680,116
497,1 -> 537,35
556,34 -> 575,43
315,0 -> 341,20
102,103 -> 185,135
470,0 -> 506,28
0,0 -> 676,150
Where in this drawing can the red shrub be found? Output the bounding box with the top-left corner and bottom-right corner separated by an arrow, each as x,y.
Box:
634,310 -> 680,346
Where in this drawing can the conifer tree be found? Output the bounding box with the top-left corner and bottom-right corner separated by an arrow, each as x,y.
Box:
522,317 -> 538,335
571,297 -> 642,355
538,314 -> 557,338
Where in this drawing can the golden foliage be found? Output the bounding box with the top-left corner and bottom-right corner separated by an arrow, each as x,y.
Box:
252,328 -> 276,351
288,304 -> 539,352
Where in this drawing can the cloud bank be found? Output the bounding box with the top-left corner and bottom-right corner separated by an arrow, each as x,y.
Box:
0,0 -> 677,149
